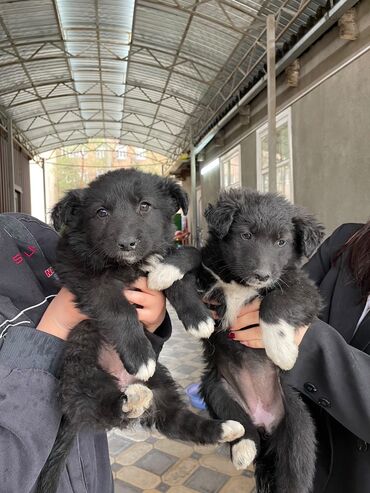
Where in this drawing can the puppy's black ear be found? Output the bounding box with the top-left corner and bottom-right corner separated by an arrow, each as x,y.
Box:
204,202 -> 237,239
166,180 -> 189,215
293,209 -> 325,257
51,189 -> 85,232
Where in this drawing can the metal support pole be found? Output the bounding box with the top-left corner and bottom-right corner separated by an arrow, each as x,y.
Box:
267,15 -> 277,193
190,143 -> 198,247
7,117 -> 15,212
42,158 -> 47,223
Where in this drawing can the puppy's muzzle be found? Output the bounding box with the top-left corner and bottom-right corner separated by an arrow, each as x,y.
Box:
118,236 -> 139,252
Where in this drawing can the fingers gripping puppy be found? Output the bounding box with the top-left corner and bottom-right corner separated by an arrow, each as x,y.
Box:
36,170 -> 244,493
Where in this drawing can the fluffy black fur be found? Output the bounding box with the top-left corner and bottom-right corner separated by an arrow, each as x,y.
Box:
156,188 -> 324,493
36,170 -> 245,493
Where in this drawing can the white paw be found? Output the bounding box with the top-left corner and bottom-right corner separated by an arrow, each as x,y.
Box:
219,420 -> 245,443
232,439 -> 257,470
187,318 -> 214,339
135,359 -> 156,381
122,383 -> 153,418
141,254 -> 164,273
261,320 -> 298,371
147,263 -> 184,291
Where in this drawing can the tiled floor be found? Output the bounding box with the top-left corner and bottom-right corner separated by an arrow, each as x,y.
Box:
108,306 -> 256,493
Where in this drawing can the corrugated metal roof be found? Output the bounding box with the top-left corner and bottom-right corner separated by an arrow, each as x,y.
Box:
0,0 -> 330,160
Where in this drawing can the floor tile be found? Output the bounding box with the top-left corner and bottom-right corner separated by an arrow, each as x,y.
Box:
162,458 -> 199,486
185,466 -> 229,492
219,476 -> 256,493
116,442 -> 153,466
135,449 -> 178,475
114,479 -> 141,493
116,465 -> 161,490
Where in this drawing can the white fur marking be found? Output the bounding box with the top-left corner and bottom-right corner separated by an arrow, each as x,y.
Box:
202,263 -> 258,328
260,319 -> 298,370
232,439 -> 257,470
122,383 -> 153,418
140,254 -> 164,273
135,359 -> 156,381
147,263 -> 184,291
220,420 -> 245,442
187,318 -> 214,339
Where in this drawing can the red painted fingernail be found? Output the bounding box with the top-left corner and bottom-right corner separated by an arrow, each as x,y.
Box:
227,332 -> 235,339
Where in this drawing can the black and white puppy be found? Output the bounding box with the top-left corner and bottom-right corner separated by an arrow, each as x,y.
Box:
150,188 -> 324,493
36,170 -> 244,493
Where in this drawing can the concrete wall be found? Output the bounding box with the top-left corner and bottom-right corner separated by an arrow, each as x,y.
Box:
292,48 -> 370,231
198,0 -> 370,234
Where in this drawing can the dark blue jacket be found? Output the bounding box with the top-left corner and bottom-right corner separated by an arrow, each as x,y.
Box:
0,213 -> 172,493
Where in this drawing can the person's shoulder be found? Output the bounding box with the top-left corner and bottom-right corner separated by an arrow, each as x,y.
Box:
0,213 -> 54,232
330,223 -> 363,244
324,223 -> 364,257
0,213 -> 59,263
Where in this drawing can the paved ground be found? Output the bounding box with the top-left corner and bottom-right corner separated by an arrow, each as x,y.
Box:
108,306 -> 256,493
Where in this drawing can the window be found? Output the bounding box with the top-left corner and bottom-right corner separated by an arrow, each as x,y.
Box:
220,146 -> 241,189
256,108 -> 293,201
135,147 -> 146,161
116,145 -> 128,160
95,148 -> 105,159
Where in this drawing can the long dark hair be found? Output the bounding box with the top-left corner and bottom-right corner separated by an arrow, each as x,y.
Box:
339,221 -> 370,296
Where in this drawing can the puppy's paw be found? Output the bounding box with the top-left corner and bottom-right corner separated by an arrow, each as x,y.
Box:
187,318 -> 214,339
135,359 -> 156,381
147,263 -> 184,291
232,439 -> 257,470
219,420 -> 245,443
141,254 -> 164,274
122,383 -> 153,418
261,320 -> 298,371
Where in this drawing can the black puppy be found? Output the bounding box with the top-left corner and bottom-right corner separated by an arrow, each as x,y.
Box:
150,188 -> 324,493
36,170 -> 244,493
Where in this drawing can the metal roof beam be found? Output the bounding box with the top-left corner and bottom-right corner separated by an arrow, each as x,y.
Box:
193,0 -> 360,156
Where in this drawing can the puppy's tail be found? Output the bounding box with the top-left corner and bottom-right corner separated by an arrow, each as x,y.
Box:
255,383 -> 316,493
36,416 -> 77,493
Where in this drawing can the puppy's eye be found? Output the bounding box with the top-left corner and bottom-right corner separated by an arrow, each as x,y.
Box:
139,202 -> 151,213
96,208 -> 109,218
241,232 -> 252,240
276,239 -> 287,247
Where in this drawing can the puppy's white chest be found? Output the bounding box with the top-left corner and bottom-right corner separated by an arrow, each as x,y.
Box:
217,280 -> 258,328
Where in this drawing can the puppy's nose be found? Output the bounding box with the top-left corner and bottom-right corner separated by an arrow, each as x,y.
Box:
118,237 -> 138,251
254,271 -> 271,282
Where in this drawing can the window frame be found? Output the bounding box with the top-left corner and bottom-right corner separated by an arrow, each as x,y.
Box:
220,145 -> 241,189
256,108 -> 294,202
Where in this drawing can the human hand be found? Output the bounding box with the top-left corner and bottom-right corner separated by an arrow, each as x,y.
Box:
227,298 -> 309,348
36,287 -> 87,341
37,277 -> 166,341
124,276 -> 166,333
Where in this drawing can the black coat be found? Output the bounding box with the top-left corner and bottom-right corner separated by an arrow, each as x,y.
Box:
284,223 -> 370,493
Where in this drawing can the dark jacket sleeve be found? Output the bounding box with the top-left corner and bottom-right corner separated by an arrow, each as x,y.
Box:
0,326 -> 66,492
146,311 -> 172,356
283,319 -> 370,443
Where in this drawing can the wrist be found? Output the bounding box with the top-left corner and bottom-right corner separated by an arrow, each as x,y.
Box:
36,288 -> 87,341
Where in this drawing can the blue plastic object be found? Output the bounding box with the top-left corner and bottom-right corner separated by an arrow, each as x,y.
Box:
186,383 -> 207,410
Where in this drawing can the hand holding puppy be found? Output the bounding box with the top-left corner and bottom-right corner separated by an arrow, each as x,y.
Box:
37,278 -> 166,341
226,298 -> 309,348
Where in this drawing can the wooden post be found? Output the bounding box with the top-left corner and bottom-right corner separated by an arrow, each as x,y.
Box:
7,117 -> 16,211
267,15 -> 277,193
190,142 -> 198,247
